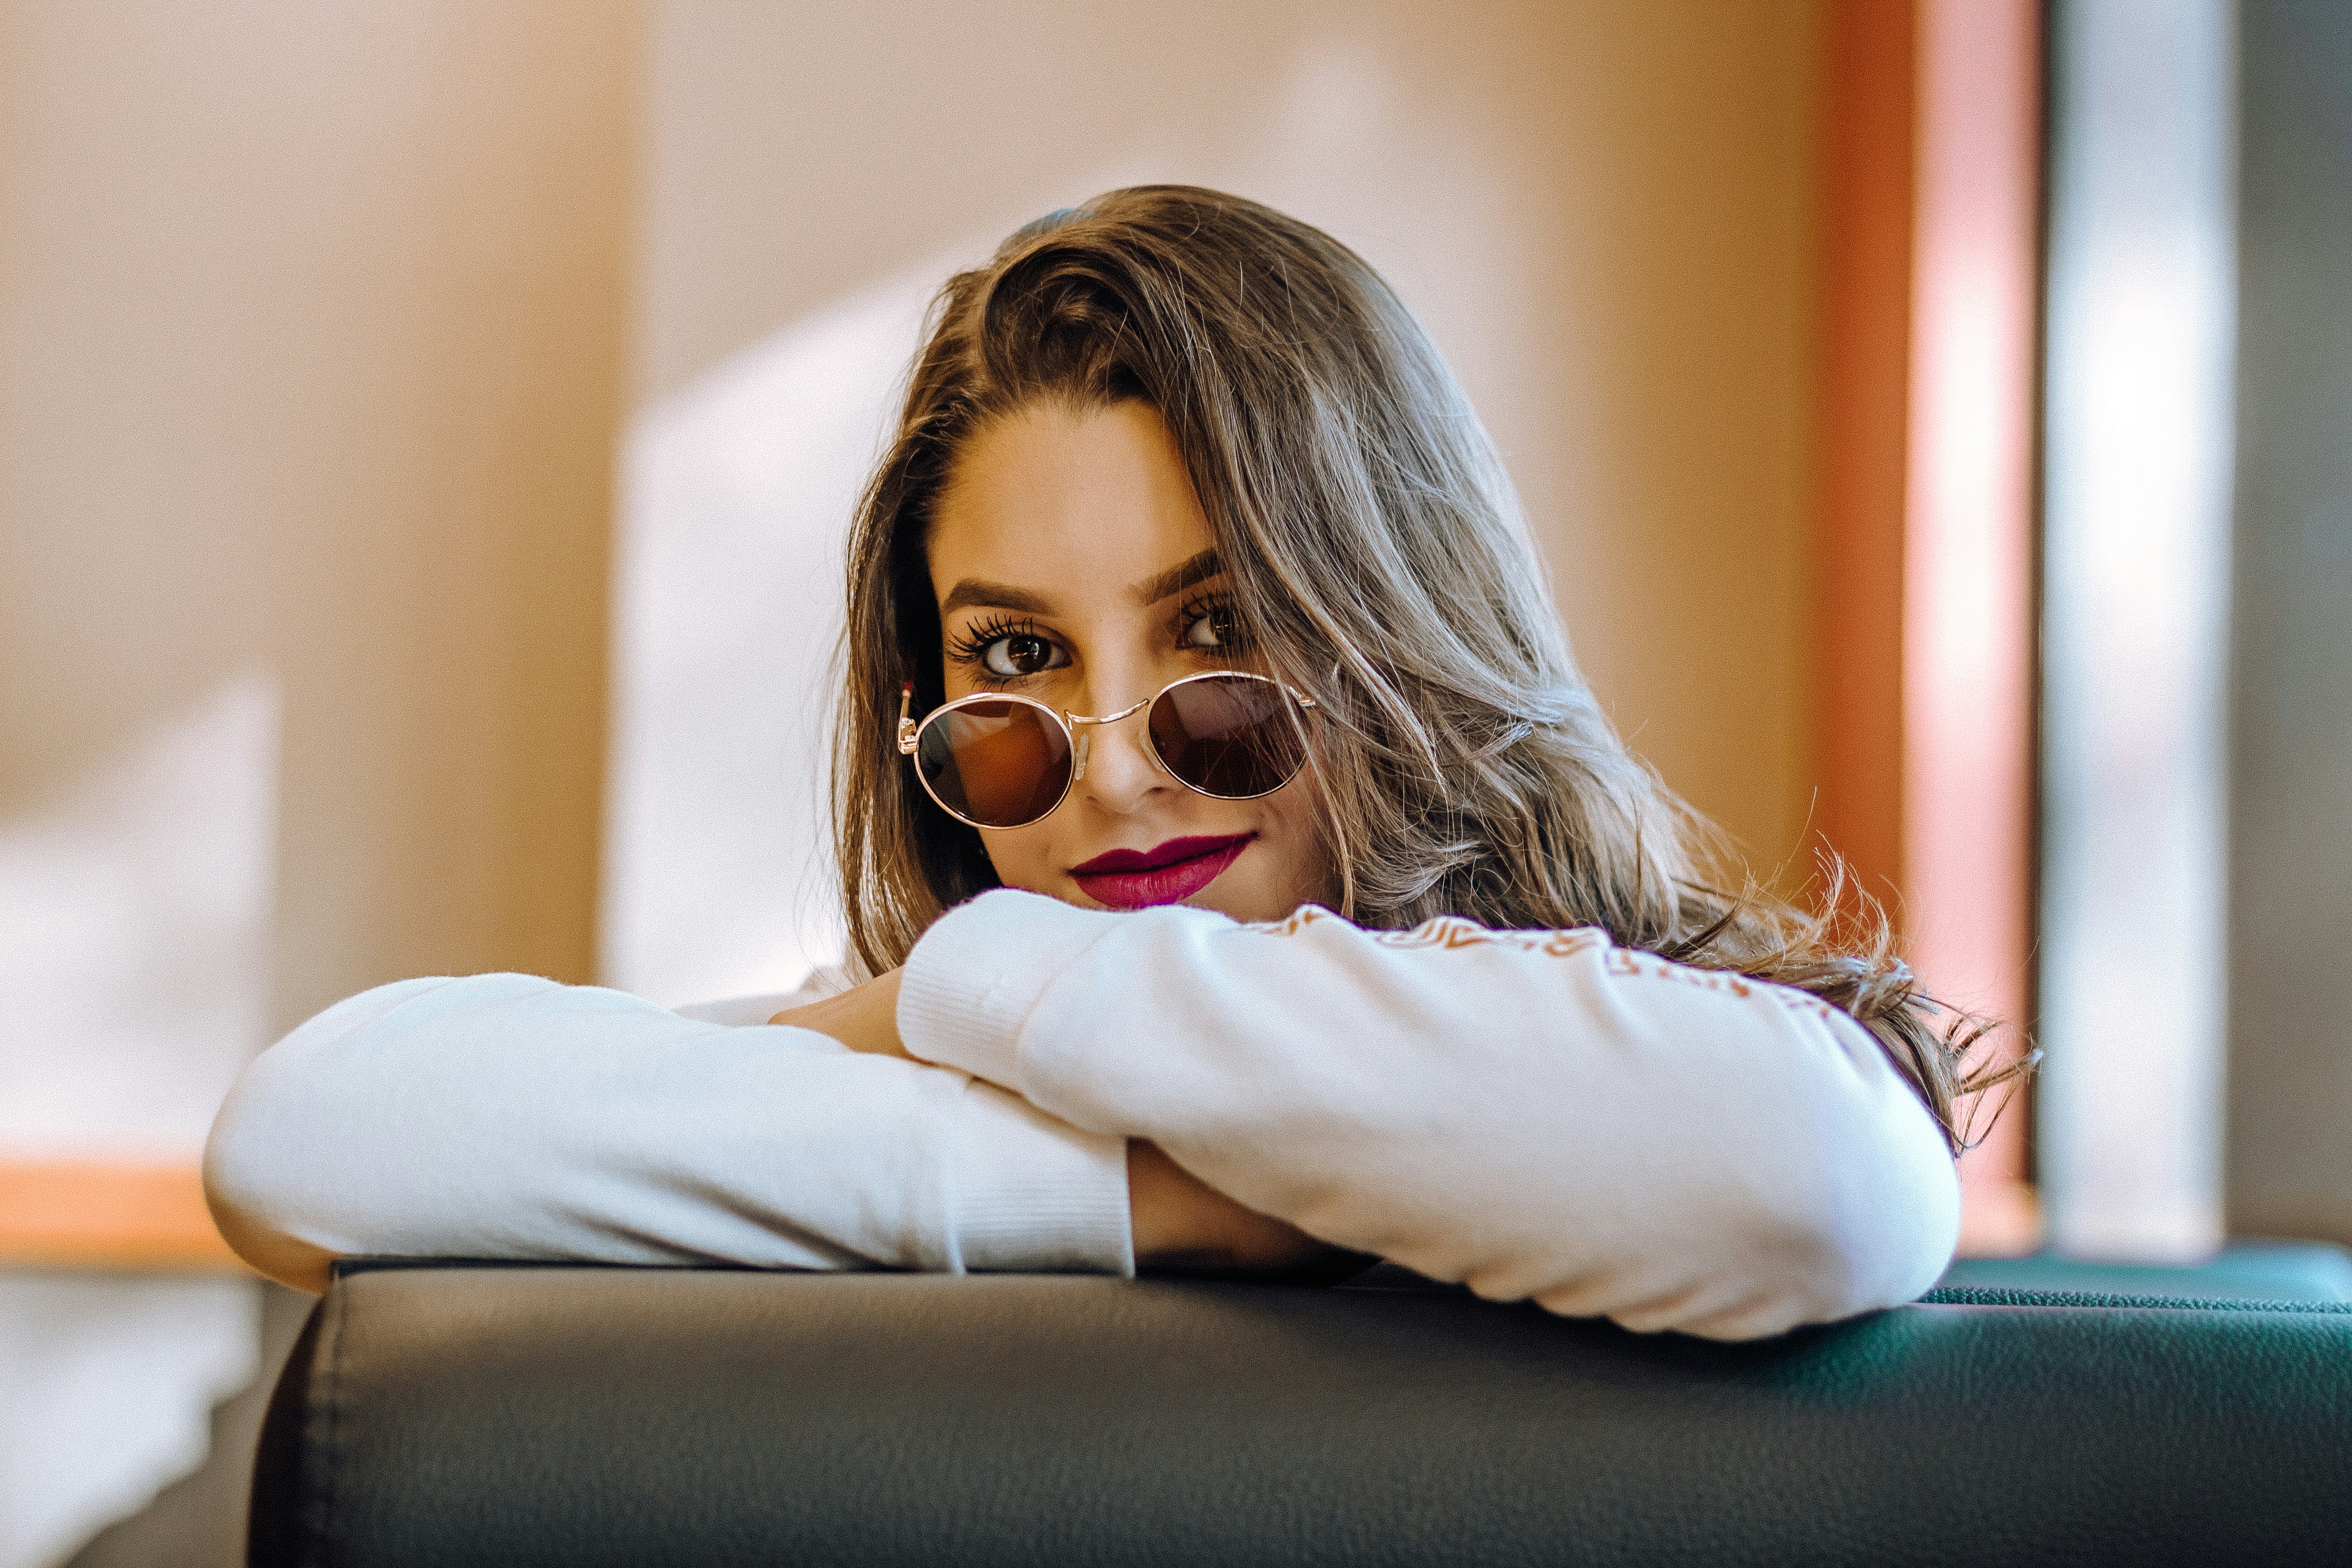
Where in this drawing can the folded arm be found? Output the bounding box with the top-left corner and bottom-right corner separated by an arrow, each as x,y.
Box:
204,973 -> 1130,1291
767,970 -> 1355,1279
897,891 -> 1961,1340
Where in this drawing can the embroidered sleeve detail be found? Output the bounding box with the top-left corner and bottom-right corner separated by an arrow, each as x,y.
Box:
1245,906 -> 1842,1024
1602,947 -> 1845,1022
1241,905 -> 1340,936
1244,906 -> 1609,958
1602,947 -> 1755,995
1370,917 -> 1611,958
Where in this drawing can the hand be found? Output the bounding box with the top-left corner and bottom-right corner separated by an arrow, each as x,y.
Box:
769,970 -> 910,1059
1127,1140 -> 1374,1283
776,980 -> 1371,1284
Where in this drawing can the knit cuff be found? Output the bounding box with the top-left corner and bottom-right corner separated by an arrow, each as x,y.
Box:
897,889 -> 1119,1091
949,1081 -> 1134,1275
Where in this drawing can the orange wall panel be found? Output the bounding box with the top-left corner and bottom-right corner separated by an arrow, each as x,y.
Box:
0,1162 -> 243,1271
1815,0 -> 1918,910
1815,0 -> 2043,1253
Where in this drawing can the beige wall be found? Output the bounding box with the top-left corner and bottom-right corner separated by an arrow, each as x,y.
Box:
637,0 -> 1822,875
1,0 -> 1825,1019
0,0 -> 633,1032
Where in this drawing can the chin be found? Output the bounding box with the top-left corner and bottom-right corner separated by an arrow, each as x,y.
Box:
1182,872 -> 1303,925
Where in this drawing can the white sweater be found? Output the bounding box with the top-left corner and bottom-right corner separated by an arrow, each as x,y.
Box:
204,890 -> 1959,1340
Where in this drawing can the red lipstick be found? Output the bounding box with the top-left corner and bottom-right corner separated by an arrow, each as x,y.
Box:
1069,833 -> 1254,910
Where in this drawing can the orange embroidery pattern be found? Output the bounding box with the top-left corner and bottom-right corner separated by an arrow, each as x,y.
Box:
1245,906 -> 1339,938
1607,950 -> 1843,1021
1243,906 -> 1844,1023
1601,947 -> 1755,997
1243,907 -> 1607,960
1370,916 -> 1608,960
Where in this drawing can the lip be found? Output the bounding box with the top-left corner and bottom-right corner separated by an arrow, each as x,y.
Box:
1069,833 -> 1254,910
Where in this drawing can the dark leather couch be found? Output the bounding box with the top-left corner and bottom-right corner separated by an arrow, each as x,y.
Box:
250,1263 -> 2352,1567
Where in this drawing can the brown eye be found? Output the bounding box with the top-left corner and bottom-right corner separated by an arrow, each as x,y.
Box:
1181,602 -> 1242,650
981,632 -> 1068,678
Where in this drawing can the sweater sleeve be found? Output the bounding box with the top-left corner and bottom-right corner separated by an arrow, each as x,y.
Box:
897,890 -> 1960,1341
203,972 -> 1131,1293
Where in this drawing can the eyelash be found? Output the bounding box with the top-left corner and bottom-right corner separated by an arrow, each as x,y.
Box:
1176,592 -> 1249,654
944,613 -> 1044,677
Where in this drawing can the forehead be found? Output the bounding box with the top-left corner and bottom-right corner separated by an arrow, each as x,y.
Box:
928,401 -> 1214,603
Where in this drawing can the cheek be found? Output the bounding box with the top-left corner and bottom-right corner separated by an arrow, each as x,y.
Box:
1264,797 -> 1337,904
977,825 -> 1059,892
1217,784 -> 1334,916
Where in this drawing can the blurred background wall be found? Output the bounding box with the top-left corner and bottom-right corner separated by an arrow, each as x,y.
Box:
0,3 -> 627,1563
0,0 -> 625,1032
2227,0 -> 2352,1248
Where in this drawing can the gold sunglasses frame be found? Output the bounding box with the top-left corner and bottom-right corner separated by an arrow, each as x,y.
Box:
896,671 -> 1319,831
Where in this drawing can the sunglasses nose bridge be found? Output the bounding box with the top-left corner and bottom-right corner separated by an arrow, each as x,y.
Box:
1064,696 -> 1155,784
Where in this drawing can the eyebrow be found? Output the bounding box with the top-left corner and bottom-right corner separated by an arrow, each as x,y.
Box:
937,549 -> 1224,618
939,579 -> 1052,615
1127,549 -> 1224,606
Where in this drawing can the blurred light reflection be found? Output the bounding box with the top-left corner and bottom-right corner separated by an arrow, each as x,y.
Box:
2039,0 -> 2237,1262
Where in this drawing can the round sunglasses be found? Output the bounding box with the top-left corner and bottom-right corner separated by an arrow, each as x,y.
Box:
897,671 -> 1319,830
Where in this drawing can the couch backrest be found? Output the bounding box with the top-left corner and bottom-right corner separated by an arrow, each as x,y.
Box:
250,1265 -> 2352,1568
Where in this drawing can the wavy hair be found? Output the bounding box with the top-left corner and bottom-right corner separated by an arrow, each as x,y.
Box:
833,185 -> 2027,1149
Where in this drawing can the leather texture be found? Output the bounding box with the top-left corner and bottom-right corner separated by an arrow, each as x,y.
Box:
251,1264 -> 2352,1568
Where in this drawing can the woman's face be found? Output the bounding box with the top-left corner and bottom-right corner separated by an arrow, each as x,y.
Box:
926,399 -> 1332,923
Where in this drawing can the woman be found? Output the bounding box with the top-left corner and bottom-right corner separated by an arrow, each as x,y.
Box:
206,187 -> 2006,1340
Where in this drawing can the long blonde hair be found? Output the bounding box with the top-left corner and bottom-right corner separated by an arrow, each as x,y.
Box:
834,185 -> 2023,1149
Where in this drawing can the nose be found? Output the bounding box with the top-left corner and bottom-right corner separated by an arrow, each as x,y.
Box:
1070,697 -> 1169,814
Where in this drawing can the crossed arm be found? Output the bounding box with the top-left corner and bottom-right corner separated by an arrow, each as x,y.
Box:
207,892 -> 1956,1337
771,968 -> 1355,1279
770,891 -> 1959,1337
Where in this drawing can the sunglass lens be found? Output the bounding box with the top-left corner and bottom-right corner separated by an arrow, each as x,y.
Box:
1148,676 -> 1307,798
917,701 -> 1072,828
